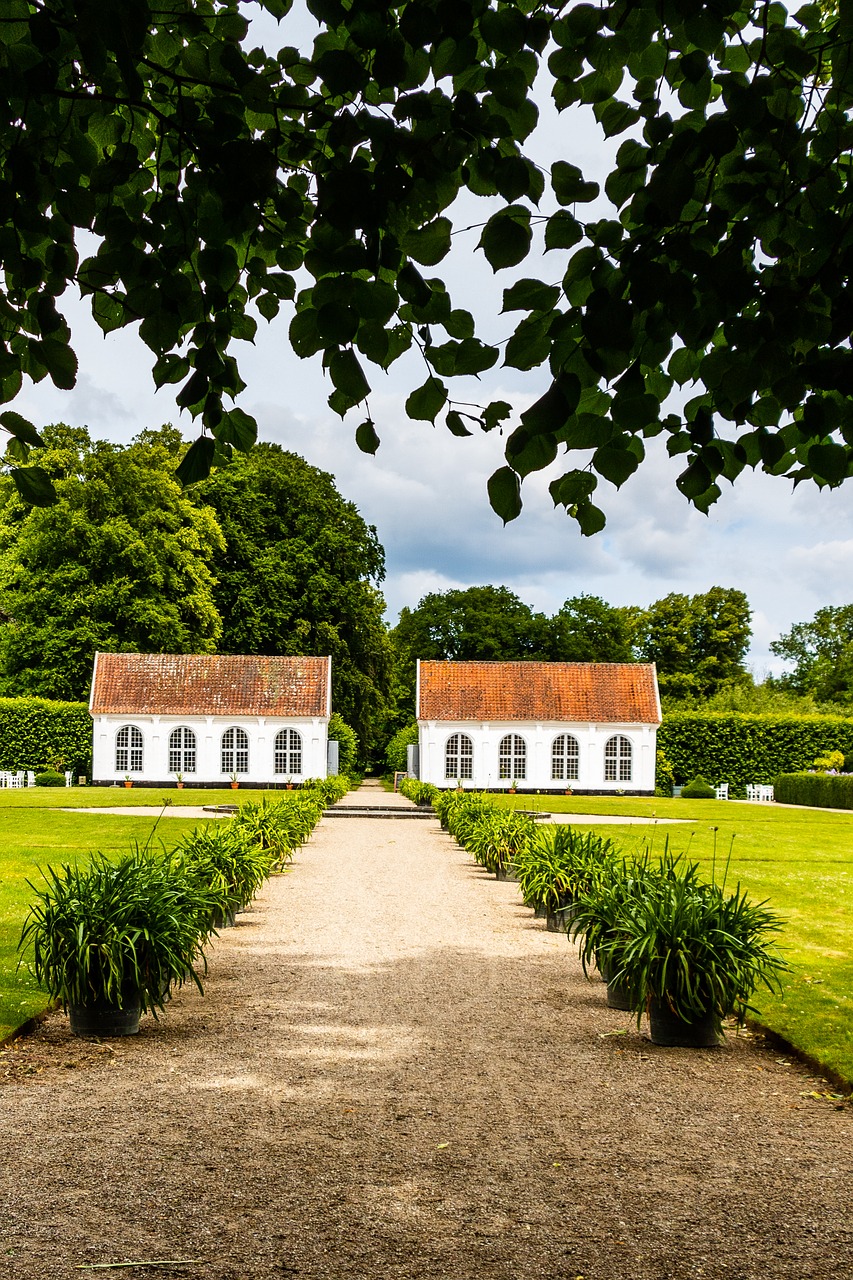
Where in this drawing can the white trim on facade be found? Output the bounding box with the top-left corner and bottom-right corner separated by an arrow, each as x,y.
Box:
92,713 -> 329,786
418,719 -> 658,793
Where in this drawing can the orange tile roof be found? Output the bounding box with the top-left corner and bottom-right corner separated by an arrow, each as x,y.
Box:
90,653 -> 331,718
418,661 -> 660,724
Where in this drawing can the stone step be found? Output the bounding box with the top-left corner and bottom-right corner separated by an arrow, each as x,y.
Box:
322,806 -> 435,820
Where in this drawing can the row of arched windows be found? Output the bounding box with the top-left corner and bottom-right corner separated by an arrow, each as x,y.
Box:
115,725 -> 303,776
444,733 -> 633,783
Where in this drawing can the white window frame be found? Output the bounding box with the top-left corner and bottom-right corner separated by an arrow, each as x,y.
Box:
445,733 -> 473,780
168,726 -> 197,775
274,728 -> 303,776
116,725 -> 143,774
221,726 -> 249,775
551,734 -> 580,782
604,734 -> 633,783
499,733 -> 526,781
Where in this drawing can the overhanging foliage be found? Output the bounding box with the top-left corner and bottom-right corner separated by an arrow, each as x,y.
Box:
2,0 -> 852,526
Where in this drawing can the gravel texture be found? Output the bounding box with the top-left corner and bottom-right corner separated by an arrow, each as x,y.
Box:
1,785 -> 851,1279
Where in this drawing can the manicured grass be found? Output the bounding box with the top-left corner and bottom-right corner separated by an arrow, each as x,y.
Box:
0,786 -> 277,1039
499,792 -> 853,1086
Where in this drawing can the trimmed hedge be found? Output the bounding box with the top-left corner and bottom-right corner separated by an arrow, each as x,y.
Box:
774,772 -> 853,810
659,712 -> 853,794
0,697 -> 91,775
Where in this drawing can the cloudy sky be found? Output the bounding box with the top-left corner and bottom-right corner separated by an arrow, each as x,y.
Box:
14,11 -> 853,676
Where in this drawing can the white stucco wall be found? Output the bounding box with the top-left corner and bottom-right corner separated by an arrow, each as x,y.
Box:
92,714 -> 329,786
417,720 -> 658,793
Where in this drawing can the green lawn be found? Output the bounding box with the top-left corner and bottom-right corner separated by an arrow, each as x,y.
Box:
0,786 -> 276,1040
500,792 -> 853,1085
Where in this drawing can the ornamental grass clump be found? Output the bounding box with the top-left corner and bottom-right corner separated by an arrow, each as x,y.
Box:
18,846 -> 213,1018
581,850 -> 789,1035
465,809 -> 535,876
232,794 -> 323,871
399,778 -> 439,806
515,826 -> 620,918
174,823 -> 273,919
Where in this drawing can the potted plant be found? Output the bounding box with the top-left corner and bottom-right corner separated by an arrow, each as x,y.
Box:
230,772 -> 239,790
589,853 -> 789,1046
124,774 -> 133,788
18,848 -> 213,1038
515,825 -> 618,931
175,772 -> 184,789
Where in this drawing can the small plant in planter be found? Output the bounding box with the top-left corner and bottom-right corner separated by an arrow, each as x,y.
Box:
515,825 -> 618,930
124,774 -> 133,789
230,773 -> 239,789
175,772 -> 184,789
18,848 -> 214,1037
591,852 -> 789,1046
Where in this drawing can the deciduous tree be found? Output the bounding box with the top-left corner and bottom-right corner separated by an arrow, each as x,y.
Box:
770,604 -> 853,704
0,425 -> 223,699
634,586 -> 752,701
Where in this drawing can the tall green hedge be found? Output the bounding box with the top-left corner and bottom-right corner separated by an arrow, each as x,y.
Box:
659,712 -> 853,794
774,773 -> 853,810
0,697 -> 91,774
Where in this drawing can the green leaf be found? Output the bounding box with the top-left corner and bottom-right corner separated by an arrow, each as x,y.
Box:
504,316 -> 551,370
552,161 -> 600,205
521,376 -> 581,436
502,279 -> 561,313
592,443 -> 640,488
446,411 -> 473,437
10,466 -> 57,507
487,466 -> 523,523
575,501 -> 607,536
479,207 -> 532,270
355,420 -> 380,454
505,427 -> 558,478
0,412 -> 43,447
544,211 -> 583,251
216,408 -> 257,452
329,349 -> 370,403
483,400 -> 513,432
405,378 -> 447,422
34,339 -> 77,390
549,469 -> 597,506
808,442 -> 849,485
401,218 -> 453,266
176,436 -> 217,487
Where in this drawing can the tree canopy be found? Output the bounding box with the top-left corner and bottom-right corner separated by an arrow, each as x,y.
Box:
196,442 -> 392,751
3,0 -> 853,528
633,586 -> 752,701
0,424 -> 223,699
770,604 -> 853,704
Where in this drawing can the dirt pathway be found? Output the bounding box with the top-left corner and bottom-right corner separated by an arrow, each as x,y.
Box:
1,796 -> 851,1279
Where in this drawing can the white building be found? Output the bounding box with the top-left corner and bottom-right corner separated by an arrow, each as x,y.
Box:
416,660 -> 661,794
90,652 -> 332,787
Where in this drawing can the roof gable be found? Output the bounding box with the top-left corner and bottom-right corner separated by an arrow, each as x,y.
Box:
90,653 -> 331,718
417,660 -> 660,724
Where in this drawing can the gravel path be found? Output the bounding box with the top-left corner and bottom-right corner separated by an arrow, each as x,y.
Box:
1,792 -> 851,1279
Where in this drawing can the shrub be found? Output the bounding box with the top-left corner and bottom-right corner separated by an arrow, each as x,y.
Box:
34,771 -> 65,787
385,723 -> 419,774
328,712 -> 359,778
813,750 -> 845,772
774,772 -> 853,810
514,826 -> 619,915
0,697 -> 91,776
399,778 -> 438,806
659,711 -> 853,793
680,775 -> 716,799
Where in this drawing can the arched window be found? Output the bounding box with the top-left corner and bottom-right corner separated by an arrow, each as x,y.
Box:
604,735 -> 633,782
169,726 -> 196,775
274,728 -> 302,776
445,733 -> 473,780
221,726 -> 249,775
551,734 -> 580,782
499,733 -> 526,781
115,725 -> 143,773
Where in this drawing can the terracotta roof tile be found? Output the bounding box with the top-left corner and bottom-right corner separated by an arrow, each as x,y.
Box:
90,653 -> 331,718
418,660 -> 660,724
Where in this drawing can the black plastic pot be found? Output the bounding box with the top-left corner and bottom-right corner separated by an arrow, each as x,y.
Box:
68,994 -> 141,1038
648,998 -> 725,1048
545,902 -> 578,933
495,866 -> 519,882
